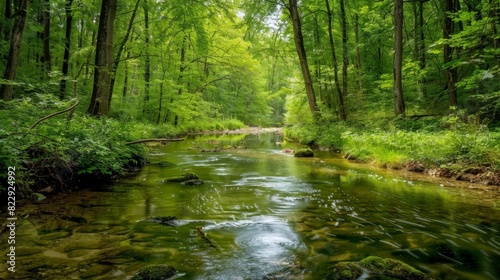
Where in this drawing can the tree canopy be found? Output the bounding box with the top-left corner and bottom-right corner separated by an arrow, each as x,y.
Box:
1,0 -> 500,126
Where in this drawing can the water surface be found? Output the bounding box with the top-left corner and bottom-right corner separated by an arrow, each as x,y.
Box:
2,132 -> 500,279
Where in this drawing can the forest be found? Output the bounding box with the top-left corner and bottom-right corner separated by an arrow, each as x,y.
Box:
1,0 -> 500,197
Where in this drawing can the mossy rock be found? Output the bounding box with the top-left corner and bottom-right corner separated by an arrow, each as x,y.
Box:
151,161 -> 176,167
360,256 -> 388,273
331,262 -> 363,280
181,179 -> 204,185
360,256 -> 432,280
294,149 -> 314,157
163,172 -> 199,183
147,216 -> 178,226
131,264 -> 176,280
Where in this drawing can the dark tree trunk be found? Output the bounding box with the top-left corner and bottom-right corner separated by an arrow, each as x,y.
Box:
354,13 -> 363,96
444,0 -> 458,107
174,35 -> 187,126
86,0 -> 116,116
3,0 -> 13,41
287,0 -> 319,117
0,0 -> 29,101
42,0 -> 51,72
142,0 -> 150,114
394,0 -> 405,117
325,0 -> 346,121
59,0 -> 73,99
340,0 -> 348,99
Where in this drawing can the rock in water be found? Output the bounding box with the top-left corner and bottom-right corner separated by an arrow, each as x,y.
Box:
147,216 -> 178,226
131,265 -> 176,280
294,149 -> 314,157
163,172 -> 199,182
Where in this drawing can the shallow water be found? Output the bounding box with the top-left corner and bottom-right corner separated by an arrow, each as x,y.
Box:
2,132 -> 500,279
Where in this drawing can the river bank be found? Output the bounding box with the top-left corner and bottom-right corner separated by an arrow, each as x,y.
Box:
282,124 -> 500,187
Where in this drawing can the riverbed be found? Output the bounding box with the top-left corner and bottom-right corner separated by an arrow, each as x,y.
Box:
1,132 -> 499,279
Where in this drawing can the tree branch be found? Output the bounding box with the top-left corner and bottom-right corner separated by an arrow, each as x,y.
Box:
125,138 -> 184,145
29,100 -> 79,130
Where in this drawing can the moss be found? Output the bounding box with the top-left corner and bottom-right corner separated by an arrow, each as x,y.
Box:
131,264 -> 176,280
331,262 -> 363,280
163,172 -> 199,182
294,149 -> 314,157
360,256 -> 432,280
360,256 -> 387,273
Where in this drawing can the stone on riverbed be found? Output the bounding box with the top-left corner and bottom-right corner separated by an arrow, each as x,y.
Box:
131,264 -> 176,280
294,149 -> 314,157
162,172 -> 203,185
328,256 -> 432,280
146,216 -> 179,226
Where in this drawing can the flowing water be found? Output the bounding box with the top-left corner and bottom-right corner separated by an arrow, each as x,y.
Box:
2,132 -> 500,279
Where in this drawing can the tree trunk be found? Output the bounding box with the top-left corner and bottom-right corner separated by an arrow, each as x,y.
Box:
142,0 -> 150,114
3,0 -> 13,41
0,0 -> 30,101
340,0 -> 348,99
394,0 -> 405,117
42,0 -> 51,72
354,13 -> 363,96
325,0 -> 346,121
86,0 -> 116,116
444,0 -> 458,107
287,0 -> 319,117
174,35 -> 187,126
419,0 -> 427,97
59,0 -> 73,99
109,0 -> 140,110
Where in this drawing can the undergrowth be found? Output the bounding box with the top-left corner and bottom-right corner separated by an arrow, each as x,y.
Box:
284,112 -> 500,171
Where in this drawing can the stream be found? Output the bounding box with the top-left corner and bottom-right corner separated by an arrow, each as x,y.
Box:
1,132 -> 500,279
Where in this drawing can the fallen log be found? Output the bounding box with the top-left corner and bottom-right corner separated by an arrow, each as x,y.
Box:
125,138 -> 184,145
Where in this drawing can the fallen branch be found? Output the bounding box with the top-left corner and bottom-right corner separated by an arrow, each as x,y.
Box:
29,100 -> 79,130
196,226 -> 220,251
125,138 -> 184,145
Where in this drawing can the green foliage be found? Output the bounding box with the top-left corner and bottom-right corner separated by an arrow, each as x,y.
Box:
0,97 -> 150,193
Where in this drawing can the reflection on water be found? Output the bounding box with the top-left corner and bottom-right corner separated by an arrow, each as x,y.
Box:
1,132 -> 500,279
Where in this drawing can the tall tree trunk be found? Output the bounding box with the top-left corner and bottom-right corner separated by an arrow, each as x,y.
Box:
444,0 -> 458,107
42,0 -> 50,72
0,0 -> 29,101
354,13 -> 363,96
142,0 -> 150,114
109,0 -> 140,110
3,0 -> 13,41
86,0 -> 116,116
419,0 -> 427,97
59,0 -> 73,99
394,0 -> 405,117
287,0 -> 319,117
340,0 -> 348,99
325,0 -> 346,121
174,35 -> 187,126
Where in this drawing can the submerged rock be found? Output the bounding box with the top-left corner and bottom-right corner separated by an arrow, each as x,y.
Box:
163,172 -> 199,182
131,264 -> 176,280
151,161 -> 176,167
359,256 -> 432,280
147,216 -> 178,226
294,149 -> 314,157
330,262 -> 363,280
181,179 -> 204,185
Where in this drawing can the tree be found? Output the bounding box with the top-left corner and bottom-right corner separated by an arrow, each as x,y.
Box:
443,0 -> 458,108
59,0 -> 73,99
394,0 -> 405,117
0,0 -> 30,101
87,0 -> 117,116
325,0 -> 346,120
286,0 -> 319,117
